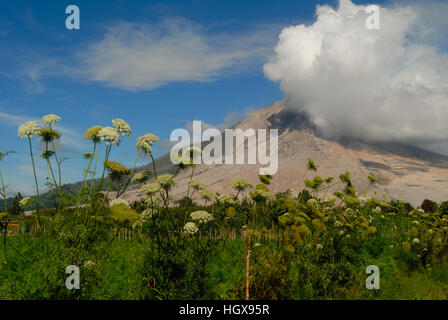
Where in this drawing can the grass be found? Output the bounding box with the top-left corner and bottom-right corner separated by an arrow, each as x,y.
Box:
3,237 -> 442,300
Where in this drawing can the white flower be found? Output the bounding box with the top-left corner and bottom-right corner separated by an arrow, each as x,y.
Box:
112,119 -> 131,137
141,208 -> 155,221
412,238 -> 420,244
98,127 -> 120,145
218,194 -> 237,205
17,121 -> 40,138
373,207 -> 382,214
412,220 -> 419,225
189,179 -> 205,191
190,210 -> 213,224
136,133 -> 159,154
199,189 -> 217,201
84,260 -> 95,269
254,243 -> 261,248
183,222 -> 199,235
156,174 -> 177,190
229,178 -> 253,191
139,183 -> 161,196
251,189 -> 274,202
316,244 -> 323,250
42,114 -> 61,127
183,146 -> 202,161
417,208 -> 425,213
109,198 -> 130,208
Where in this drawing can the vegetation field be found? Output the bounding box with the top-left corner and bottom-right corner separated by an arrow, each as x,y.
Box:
1,115 -> 448,300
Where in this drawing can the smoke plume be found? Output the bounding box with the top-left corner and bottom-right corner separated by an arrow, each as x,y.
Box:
264,0 -> 448,152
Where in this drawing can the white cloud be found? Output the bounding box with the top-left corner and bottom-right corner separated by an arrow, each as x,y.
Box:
77,18 -> 276,90
263,0 -> 448,150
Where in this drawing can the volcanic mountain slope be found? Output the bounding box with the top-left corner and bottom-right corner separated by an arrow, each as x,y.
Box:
122,101 -> 448,206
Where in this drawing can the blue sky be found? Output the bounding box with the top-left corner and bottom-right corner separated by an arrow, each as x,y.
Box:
0,0 -> 437,196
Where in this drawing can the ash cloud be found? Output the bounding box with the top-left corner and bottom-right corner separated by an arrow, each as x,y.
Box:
264,0 -> 448,152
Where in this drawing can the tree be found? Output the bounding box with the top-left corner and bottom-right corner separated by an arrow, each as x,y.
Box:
10,192 -> 24,215
421,199 -> 437,213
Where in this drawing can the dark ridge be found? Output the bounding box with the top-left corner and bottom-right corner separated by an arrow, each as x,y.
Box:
360,160 -> 391,170
272,105 -> 448,169
266,109 -> 315,133
373,142 -> 448,168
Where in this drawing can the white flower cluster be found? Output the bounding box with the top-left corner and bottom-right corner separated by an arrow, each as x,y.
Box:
98,127 -> 121,145
84,260 -> 95,269
229,178 -> 253,191
190,210 -> 213,224
199,189 -> 217,201
139,183 -> 161,196
358,196 -> 372,207
417,208 -> 425,214
112,119 -> 131,137
189,179 -> 205,191
183,146 -> 202,160
141,208 -> 155,221
42,114 -> 61,127
373,207 -> 382,214
345,208 -> 354,215
136,133 -> 159,154
218,194 -> 237,205
251,189 -> 274,201
17,121 -> 40,138
183,222 -> 199,235
156,174 -> 177,189
171,153 -> 193,166
109,198 -> 130,208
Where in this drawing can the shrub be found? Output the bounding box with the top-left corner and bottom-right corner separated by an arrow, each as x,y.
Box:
421,199 -> 438,213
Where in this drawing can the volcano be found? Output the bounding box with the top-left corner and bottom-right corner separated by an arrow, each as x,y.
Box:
122,101 -> 448,206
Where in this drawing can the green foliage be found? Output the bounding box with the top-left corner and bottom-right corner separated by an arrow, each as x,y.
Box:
421,199 -> 438,213
3,117 -> 448,300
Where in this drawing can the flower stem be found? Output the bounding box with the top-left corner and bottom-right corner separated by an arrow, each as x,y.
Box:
117,151 -> 142,198
28,137 -> 40,228
76,141 -> 97,209
0,169 -> 7,214
49,125 -> 62,189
